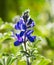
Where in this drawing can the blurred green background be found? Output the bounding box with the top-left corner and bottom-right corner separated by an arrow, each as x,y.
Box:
0,0 -> 54,65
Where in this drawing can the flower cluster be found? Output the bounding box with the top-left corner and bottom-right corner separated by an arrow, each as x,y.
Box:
14,10 -> 36,46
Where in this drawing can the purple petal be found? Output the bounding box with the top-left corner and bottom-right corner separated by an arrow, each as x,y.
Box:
30,22 -> 35,27
15,34 -> 23,43
15,18 -> 24,30
22,24 -> 27,30
15,22 -> 20,30
18,37 -> 23,43
15,19 -> 27,31
15,24 -> 18,30
14,41 -> 22,46
27,18 -> 33,25
26,30 -> 34,35
19,19 -> 24,24
27,36 -> 36,42
15,34 -> 19,38
20,31 -> 25,37
27,18 -> 35,28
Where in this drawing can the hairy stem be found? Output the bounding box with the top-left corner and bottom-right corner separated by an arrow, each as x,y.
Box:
24,42 -> 30,65
23,11 -> 31,65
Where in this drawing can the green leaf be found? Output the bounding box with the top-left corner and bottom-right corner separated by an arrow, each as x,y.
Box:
21,51 -> 30,57
2,58 -> 6,65
6,55 -> 17,65
0,60 -> 3,65
6,55 -> 12,65
38,58 -> 51,65
8,57 -> 17,65
0,23 -> 13,33
0,32 -> 12,43
0,63 -> 3,65
32,57 -> 51,65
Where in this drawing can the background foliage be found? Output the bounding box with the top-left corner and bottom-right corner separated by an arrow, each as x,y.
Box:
0,0 -> 54,65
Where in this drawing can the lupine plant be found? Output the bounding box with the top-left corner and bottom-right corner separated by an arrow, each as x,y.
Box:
13,10 -> 36,65
0,10 -> 51,65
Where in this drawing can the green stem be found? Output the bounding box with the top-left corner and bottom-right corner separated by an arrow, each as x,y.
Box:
24,42 -> 30,65
16,58 -> 18,65
23,12 -> 31,65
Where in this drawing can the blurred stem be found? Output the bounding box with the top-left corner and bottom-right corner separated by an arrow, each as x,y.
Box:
3,58 -> 5,65
24,42 -> 31,65
16,58 -> 18,65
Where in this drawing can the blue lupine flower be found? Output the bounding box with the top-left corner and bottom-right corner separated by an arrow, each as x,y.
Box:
14,10 -> 36,46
